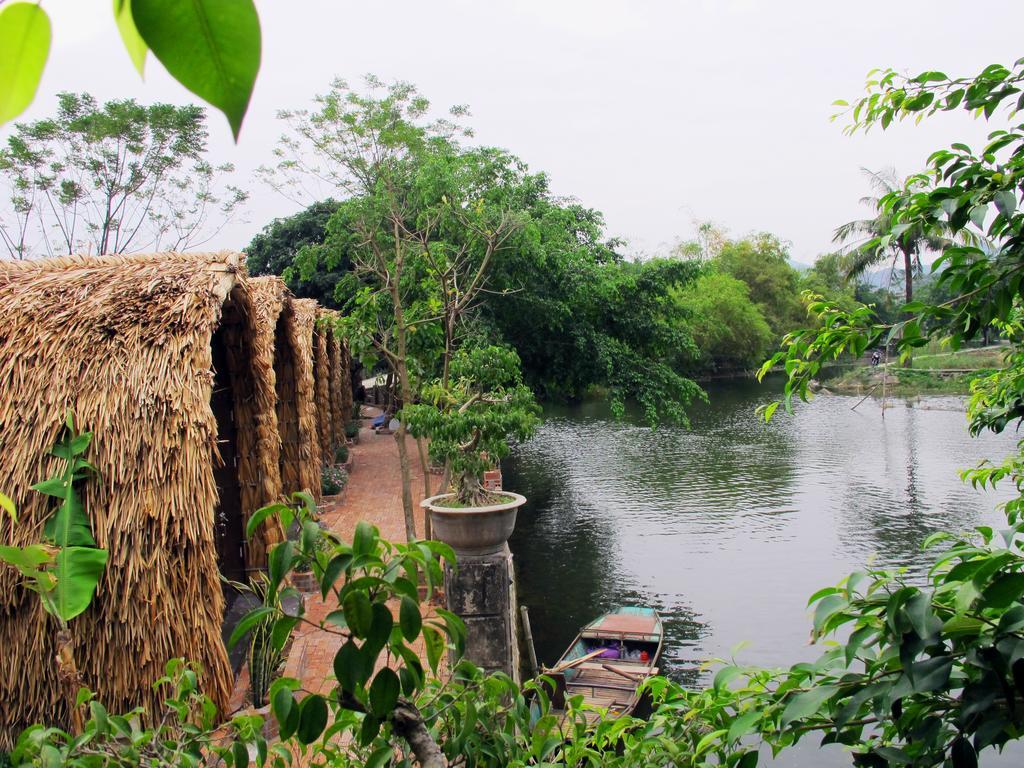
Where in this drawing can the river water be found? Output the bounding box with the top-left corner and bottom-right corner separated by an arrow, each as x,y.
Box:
505,377 -> 1021,765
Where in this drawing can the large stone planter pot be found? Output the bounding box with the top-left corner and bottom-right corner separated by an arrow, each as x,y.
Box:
421,492 -> 526,555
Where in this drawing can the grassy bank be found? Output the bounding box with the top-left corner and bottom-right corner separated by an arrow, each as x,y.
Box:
824,345 -> 1006,396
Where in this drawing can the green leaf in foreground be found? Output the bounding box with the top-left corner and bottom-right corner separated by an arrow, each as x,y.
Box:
0,492 -> 16,523
781,684 -> 838,726
113,0 -> 147,76
0,2 -> 51,125
131,0 -> 261,139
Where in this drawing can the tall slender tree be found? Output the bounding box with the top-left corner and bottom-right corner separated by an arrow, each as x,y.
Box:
833,168 -> 948,306
0,92 -> 245,259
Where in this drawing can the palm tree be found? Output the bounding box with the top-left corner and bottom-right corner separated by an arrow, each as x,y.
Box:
833,168 -> 950,307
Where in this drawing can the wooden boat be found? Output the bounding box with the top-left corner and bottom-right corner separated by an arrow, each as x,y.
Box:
542,606 -> 663,723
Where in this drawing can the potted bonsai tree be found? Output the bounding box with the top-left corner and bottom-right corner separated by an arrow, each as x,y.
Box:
403,345 -> 539,554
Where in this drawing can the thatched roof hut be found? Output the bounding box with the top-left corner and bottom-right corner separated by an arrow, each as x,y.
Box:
311,310 -> 334,475
0,252 -> 284,743
273,293 -> 321,501
325,312 -> 351,449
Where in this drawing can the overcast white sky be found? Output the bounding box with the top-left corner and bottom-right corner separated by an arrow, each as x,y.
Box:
13,0 -> 1024,262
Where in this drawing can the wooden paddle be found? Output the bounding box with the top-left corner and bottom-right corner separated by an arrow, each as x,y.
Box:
545,648 -> 607,674
600,663 -> 647,682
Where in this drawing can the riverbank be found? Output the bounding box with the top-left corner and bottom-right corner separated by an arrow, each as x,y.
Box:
823,345 -> 1005,396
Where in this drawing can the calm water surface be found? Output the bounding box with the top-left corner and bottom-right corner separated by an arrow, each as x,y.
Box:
506,377 -> 1021,765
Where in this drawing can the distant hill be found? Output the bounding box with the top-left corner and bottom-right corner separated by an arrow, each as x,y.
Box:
861,265 -> 898,289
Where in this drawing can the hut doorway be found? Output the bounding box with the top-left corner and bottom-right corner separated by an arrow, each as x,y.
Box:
210,324 -> 247,585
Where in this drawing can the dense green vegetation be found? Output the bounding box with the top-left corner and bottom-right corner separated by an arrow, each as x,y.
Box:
244,82 -> 881,411
8,6 -> 1024,764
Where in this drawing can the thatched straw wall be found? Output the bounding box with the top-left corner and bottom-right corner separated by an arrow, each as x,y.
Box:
0,252 -> 252,745
237,276 -> 292,569
339,337 -> 354,430
312,315 -> 333,474
288,296 -> 319,501
326,318 -> 347,449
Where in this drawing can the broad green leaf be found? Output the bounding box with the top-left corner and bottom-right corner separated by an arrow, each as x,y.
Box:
246,503 -> 286,539
780,685 -> 838,726
0,492 -> 16,523
359,713 -> 381,746
0,2 -> 51,125
980,573 -> 1024,610
0,543 -> 54,577
364,602 -> 393,658
43,484 -> 95,547
271,685 -> 293,729
713,665 -> 742,691
813,593 -> 846,633
232,740 -> 249,768
131,0 -> 261,139
422,625 -> 444,674
49,546 -> 108,622
368,667 -> 400,717
353,520 -> 375,557
909,655 -> 953,693
296,694 -> 328,745
342,590 -> 373,637
321,553 -> 352,598
365,746 -> 393,768
227,606 -> 273,649
32,478 -> 67,500
727,709 -> 761,742
271,615 -> 298,651
267,540 -> 294,588
333,640 -> 370,692
399,595 -> 422,642
113,0 -> 147,76
994,190 -> 1017,219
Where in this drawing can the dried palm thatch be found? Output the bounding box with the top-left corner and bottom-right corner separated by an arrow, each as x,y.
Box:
312,313 -> 333,476
326,314 -> 348,449
281,298 -> 321,499
0,251 -> 277,746
339,337 -> 354,430
235,276 -> 293,568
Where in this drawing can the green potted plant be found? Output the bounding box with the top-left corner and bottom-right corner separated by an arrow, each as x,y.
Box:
404,346 -> 539,554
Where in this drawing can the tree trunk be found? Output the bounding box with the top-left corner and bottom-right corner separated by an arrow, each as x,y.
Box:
391,700 -> 448,768
390,283 -> 418,542
416,437 -> 432,539
902,247 -> 914,368
55,628 -> 84,734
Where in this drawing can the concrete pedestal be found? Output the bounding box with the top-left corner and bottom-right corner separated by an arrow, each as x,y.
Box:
444,542 -> 519,681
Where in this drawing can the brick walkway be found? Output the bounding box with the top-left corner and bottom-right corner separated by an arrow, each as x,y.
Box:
282,411 -> 442,697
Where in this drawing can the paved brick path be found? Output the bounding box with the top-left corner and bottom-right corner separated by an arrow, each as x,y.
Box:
282,412 -> 442,696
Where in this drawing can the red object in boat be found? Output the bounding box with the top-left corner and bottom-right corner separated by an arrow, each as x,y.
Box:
640,650 -> 650,662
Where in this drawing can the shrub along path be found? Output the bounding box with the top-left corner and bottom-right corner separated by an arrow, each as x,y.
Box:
281,407 -> 441,698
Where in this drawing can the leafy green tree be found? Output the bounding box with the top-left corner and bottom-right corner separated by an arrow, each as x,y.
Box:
478,190 -> 706,424
0,92 -> 245,259
262,78 -> 527,540
244,200 -> 344,305
404,346 -> 540,505
675,271 -> 774,372
743,56 -> 1024,766
833,168 -> 951,307
715,234 -> 804,338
